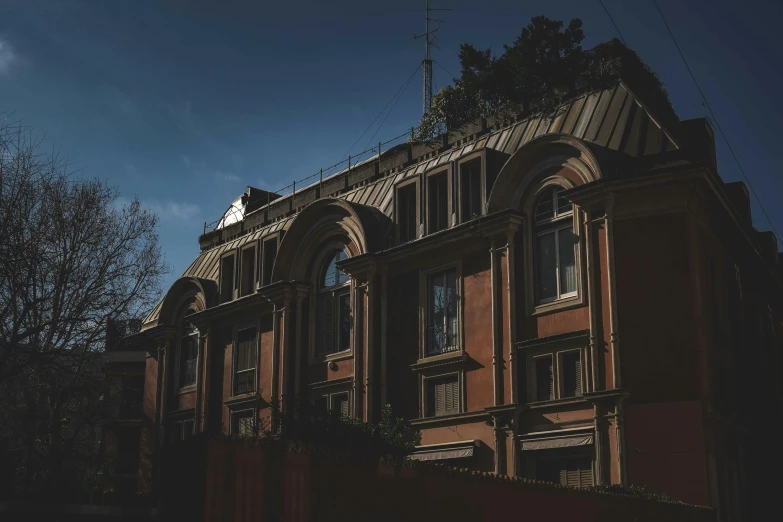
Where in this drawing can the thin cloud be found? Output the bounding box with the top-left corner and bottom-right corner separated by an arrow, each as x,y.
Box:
141,199 -> 201,221
123,162 -> 138,177
181,155 -> 191,167
0,37 -> 18,75
215,171 -> 242,183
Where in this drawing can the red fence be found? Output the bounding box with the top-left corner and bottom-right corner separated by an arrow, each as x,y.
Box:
160,435 -> 714,522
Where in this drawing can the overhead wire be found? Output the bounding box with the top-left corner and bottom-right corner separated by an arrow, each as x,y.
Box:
599,0 -> 627,46
341,62 -> 422,162
362,62 -> 421,152
651,0 -> 782,245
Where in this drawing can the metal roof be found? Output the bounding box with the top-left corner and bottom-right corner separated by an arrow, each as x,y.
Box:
142,82 -> 676,328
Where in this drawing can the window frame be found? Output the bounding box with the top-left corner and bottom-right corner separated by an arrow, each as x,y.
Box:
524,180 -> 585,315
231,322 -> 260,398
175,321 -> 199,392
424,165 -> 453,235
395,177 -> 421,244
230,408 -> 257,437
457,151 -> 487,224
527,448 -> 595,488
421,371 -> 464,418
309,381 -> 353,419
260,233 -> 282,288
219,251 -> 237,303
239,241 -> 259,298
418,261 -> 463,360
526,346 -> 587,403
309,243 -> 354,362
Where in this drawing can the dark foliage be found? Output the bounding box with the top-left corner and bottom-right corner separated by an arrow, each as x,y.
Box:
414,16 -> 674,141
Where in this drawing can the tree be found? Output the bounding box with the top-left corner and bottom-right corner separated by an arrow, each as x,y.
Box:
414,16 -> 672,141
0,117 -> 167,499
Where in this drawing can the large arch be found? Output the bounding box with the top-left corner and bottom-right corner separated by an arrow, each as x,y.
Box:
486,134 -> 605,214
271,198 -> 389,283
157,276 -> 216,326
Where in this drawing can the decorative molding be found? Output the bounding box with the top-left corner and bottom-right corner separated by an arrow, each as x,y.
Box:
410,351 -> 468,372
409,410 -> 490,428
516,330 -> 590,350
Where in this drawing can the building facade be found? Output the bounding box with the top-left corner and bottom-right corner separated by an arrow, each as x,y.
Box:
129,81 -> 783,522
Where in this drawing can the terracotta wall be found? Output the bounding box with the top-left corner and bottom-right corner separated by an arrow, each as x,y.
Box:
159,436 -> 715,522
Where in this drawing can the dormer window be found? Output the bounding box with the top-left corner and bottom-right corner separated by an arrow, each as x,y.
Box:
220,253 -> 236,303
397,181 -> 419,243
460,159 -> 482,222
427,171 -> 450,234
534,186 -> 577,304
315,250 -> 351,357
239,244 -> 257,297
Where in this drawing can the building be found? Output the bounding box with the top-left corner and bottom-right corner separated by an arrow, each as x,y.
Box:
127,78 -> 783,522
100,319 -> 146,500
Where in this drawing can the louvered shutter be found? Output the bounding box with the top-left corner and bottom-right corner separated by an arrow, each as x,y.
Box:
339,396 -> 349,418
574,356 -> 582,396
580,466 -> 594,487
435,382 -> 445,415
445,377 -> 459,414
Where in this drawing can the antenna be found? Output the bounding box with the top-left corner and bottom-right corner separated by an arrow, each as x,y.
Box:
414,0 -> 450,116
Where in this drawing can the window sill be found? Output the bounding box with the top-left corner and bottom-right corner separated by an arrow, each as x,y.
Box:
526,396 -> 589,409
225,394 -> 260,408
177,385 -> 196,395
310,350 -> 352,365
410,410 -> 490,427
410,351 -> 467,371
531,295 -> 584,316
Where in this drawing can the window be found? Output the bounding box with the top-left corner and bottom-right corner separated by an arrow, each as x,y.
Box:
428,171 -> 449,233
332,393 -> 349,418
426,375 -> 460,417
534,186 -> 577,303
234,327 -> 257,395
167,418 -> 194,444
220,254 -> 236,303
561,351 -> 582,398
534,356 -> 554,402
460,159 -> 482,222
529,348 -> 584,402
426,269 -> 458,356
536,454 -> 594,488
315,250 -> 351,357
178,323 -> 198,389
120,375 -> 144,419
232,410 -> 256,436
261,237 -> 278,287
397,182 -> 418,243
240,245 -> 257,297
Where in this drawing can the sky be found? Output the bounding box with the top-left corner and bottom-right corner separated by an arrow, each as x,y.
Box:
1,0 -> 782,294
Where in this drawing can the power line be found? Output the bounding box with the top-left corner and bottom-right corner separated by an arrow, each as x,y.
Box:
651,0 -> 782,246
599,1 -> 627,46
362,64 -> 421,152
341,62 -> 422,162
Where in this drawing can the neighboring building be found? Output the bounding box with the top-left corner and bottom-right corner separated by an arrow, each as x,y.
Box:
100,319 -> 146,499
126,79 -> 782,522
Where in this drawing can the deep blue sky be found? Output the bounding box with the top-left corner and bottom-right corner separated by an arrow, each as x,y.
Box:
1,0 -> 781,293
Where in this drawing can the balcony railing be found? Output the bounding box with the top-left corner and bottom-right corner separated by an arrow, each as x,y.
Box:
426,321 -> 458,356
234,369 -> 256,395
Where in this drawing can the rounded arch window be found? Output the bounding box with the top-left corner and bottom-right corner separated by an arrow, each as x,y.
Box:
315,249 -> 351,357
534,186 -> 577,304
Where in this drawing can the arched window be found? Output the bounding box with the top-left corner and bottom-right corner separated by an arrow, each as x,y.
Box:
178,318 -> 198,389
315,249 -> 351,356
534,186 -> 577,304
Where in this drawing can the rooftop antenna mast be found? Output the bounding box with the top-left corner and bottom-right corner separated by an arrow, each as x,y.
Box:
414,0 -> 450,116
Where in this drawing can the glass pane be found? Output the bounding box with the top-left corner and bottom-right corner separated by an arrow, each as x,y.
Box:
556,190 -> 571,216
537,232 -> 557,302
562,352 -> 582,398
338,292 -> 351,352
558,227 -> 577,294
534,187 -> 555,222
236,414 -> 254,436
180,335 -> 197,387
321,250 -> 348,288
446,270 -> 458,350
428,273 -> 446,354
